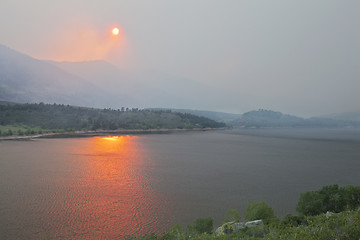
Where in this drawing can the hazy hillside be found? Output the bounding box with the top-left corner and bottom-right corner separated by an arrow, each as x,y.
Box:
0,102 -> 225,133
4,43 -> 358,121
0,43 -> 241,111
0,44 -> 95,104
148,108 -> 241,123
48,60 -> 141,101
320,111 -> 360,122
231,109 -> 305,127
51,60 -> 236,111
0,44 -> 136,108
0,44 -> 186,109
230,109 -> 359,128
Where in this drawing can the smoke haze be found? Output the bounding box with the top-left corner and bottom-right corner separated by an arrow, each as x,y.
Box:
0,0 -> 359,116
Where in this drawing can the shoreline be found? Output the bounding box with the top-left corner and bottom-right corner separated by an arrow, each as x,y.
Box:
0,128 -> 225,141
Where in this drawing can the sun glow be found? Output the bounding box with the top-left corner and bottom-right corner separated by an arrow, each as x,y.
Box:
112,27 -> 120,36
35,23 -> 127,62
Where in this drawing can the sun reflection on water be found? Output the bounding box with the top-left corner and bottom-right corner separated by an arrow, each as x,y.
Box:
61,135 -> 171,239
102,135 -> 121,141
88,135 -> 139,183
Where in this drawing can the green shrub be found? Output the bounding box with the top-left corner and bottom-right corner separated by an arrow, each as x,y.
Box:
245,200 -> 276,224
343,185 -> 360,210
296,191 -> 325,216
187,217 -> 213,235
17,129 -> 24,136
281,214 -> 308,227
297,184 -> 360,216
7,129 -> 13,136
319,184 -> 346,213
224,208 -> 241,223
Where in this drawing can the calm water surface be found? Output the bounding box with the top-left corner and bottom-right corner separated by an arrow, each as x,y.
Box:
1,129 -> 360,239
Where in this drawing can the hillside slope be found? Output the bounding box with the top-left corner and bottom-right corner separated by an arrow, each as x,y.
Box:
230,109 -> 359,128
0,102 -> 226,132
0,44 -> 136,108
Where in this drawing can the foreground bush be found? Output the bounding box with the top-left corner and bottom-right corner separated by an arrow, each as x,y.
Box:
131,185 -> 360,239
131,208 -> 360,239
187,217 -> 213,235
245,200 -> 276,224
297,184 -> 360,216
223,209 -> 242,223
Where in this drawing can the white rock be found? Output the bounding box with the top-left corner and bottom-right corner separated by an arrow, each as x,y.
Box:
245,220 -> 263,227
216,220 -> 263,235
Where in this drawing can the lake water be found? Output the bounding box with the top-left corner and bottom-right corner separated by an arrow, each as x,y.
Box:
1,128 -> 360,239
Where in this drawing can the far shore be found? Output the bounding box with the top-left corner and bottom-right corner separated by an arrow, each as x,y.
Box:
0,128 -> 226,141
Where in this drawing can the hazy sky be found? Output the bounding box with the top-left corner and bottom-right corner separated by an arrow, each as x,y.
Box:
1,0 -> 359,116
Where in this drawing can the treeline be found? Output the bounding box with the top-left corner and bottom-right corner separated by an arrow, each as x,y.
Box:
297,184 -> 360,216
129,184 -> 360,240
0,102 -> 225,134
0,125 -> 64,137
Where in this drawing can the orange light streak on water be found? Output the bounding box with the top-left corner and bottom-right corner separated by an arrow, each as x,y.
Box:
59,136 -> 172,239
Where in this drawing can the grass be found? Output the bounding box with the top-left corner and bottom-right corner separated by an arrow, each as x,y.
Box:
39,209 -> 360,240
128,208 -> 360,240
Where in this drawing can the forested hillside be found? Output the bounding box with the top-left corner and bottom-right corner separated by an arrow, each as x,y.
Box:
148,108 -> 242,123
0,102 -> 225,136
230,109 -> 359,128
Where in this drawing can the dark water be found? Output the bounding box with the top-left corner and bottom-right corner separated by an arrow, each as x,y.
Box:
1,129 -> 360,239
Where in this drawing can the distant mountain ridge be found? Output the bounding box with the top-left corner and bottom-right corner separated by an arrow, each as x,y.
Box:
0,43 -> 238,111
320,111 -> 360,122
0,44 -> 129,108
47,60 -> 139,102
230,109 -> 360,128
1,43 -> 359,126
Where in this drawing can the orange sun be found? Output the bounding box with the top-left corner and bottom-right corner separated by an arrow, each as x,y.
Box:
112,27 -> 120,36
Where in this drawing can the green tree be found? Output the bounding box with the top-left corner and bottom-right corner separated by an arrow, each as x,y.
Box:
296,191 -> 324,216
343,185 -> 360,210
297,185 -> 348,216
17,129 -> 24,136
162,224 -> 183,239
7,129 -> 13,136
319,184 -> 346,213
224,208 -> 241,223
187,217 -> 213,235
245,201 -> 276,224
